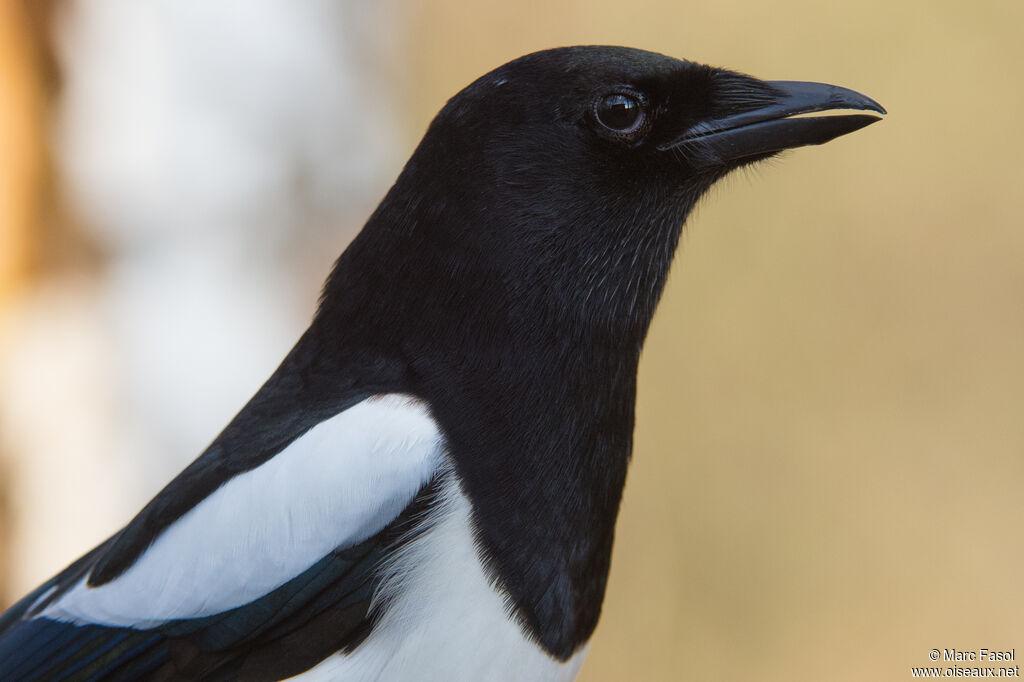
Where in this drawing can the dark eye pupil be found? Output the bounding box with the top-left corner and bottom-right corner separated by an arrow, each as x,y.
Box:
597,94 -> 641,131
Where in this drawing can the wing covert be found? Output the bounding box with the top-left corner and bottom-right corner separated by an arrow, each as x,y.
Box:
0,393 -> 445,681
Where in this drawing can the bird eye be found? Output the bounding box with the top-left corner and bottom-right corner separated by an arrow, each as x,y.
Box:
595,93 -> 645,134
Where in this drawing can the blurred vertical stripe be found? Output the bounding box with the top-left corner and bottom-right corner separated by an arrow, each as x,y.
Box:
0,0 -> 44,608
0,0 -> 42,305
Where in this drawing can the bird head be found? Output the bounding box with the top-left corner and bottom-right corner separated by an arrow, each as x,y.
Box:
426,46 -> 883,182
326,46 -> 883,353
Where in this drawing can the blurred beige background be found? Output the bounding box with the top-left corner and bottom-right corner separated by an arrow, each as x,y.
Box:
2,1 -> 1022,681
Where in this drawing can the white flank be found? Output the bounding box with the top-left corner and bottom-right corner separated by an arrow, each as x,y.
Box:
291,475 -> 589,682
42,394 -> 442,627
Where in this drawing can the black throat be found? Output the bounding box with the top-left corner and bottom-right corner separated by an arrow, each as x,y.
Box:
312,137 -> 700,657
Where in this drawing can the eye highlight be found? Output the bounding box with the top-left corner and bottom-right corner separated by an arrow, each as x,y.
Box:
594,92 -> 646,135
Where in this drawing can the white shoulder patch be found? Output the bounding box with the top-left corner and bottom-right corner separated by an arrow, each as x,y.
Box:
42,394 -> 443,628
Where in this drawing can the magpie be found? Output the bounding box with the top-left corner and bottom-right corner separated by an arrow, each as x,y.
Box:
0,46 -> 883,681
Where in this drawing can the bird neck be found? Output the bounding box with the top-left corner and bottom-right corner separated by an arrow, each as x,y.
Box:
313,163 -> 695,658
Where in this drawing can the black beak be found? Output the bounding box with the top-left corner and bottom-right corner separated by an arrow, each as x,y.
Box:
662,80 -> 885,168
